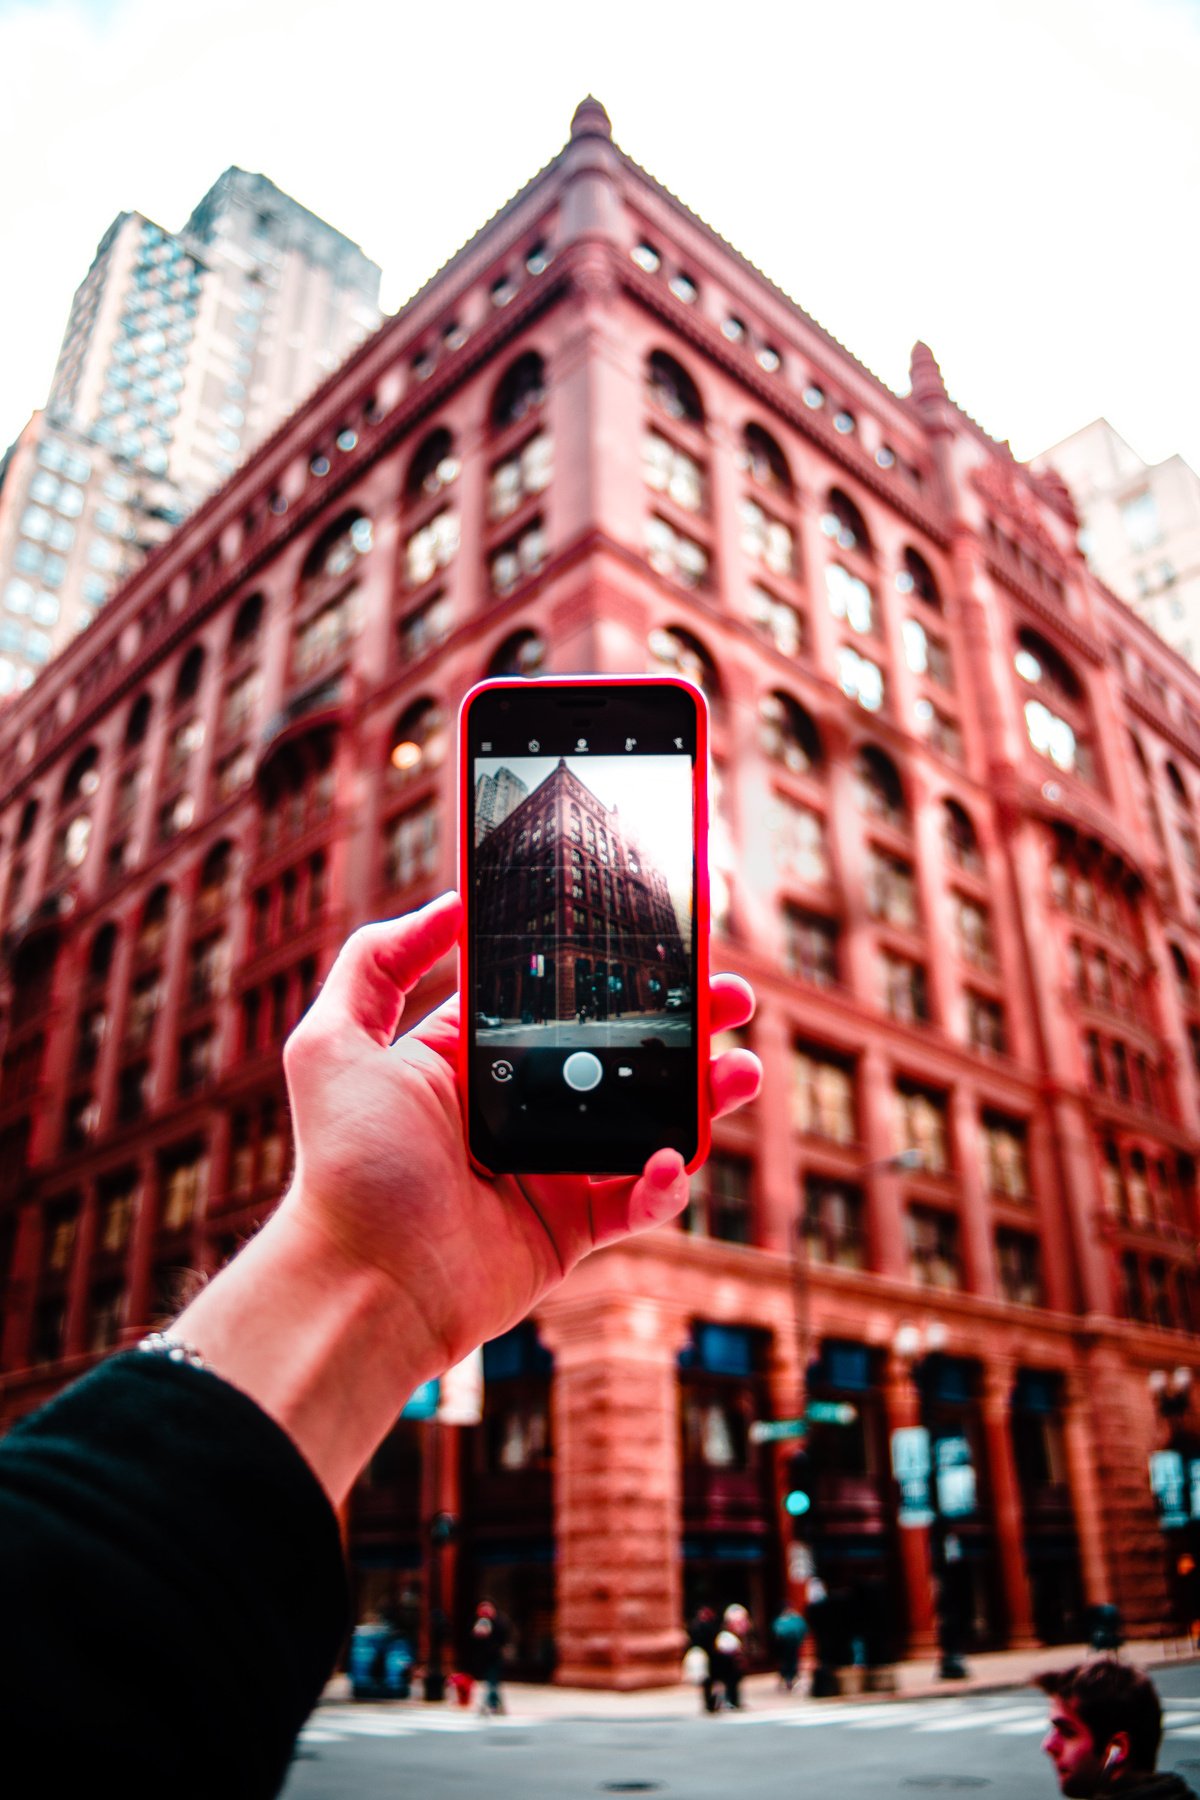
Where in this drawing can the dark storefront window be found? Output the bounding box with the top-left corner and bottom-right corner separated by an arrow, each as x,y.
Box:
679,1323 -> 776,1648
1010,1369 -> 1085,1645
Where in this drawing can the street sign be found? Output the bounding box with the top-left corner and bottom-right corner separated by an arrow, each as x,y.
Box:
750,1402 -> 859,1444
805,1401 -> 858,1426
750,1418 -> 806,1444
891,1425 -> 935,1528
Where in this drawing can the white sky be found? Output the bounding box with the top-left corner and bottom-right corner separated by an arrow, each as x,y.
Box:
1,0 -> 1198,475
475,753 -> 694,930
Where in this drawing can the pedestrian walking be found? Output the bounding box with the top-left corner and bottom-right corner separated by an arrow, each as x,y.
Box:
1038,1661 -> 1198,1798
471,1600 -> 511,1714
688,1605 -> 721,1714
716,1603 -> 752,1710
771,1603 -> 808,1691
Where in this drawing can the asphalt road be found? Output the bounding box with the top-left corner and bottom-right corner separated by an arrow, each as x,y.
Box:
281,1666 -> 1200,1799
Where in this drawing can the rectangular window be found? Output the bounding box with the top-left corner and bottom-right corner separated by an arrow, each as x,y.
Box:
385,802 -> 439,891
221,668 -> 262,738
294,590 -> 360,677
770,795 -> 828,884
866,847 -> 918,928
783,907 -> 840,988
895,1084 -> 950,1173
880,951 -> 929,1023
739,498 -> 793,576
982,1115 -> 1029,1198
685,1151 -> 754,1244
802,1177 -> 867,1270
398,593 -> 452,662
406,510 -> 460,586
953,895 -> 995,969
906,1205 -> 962,1290
826,563 -> 875,634
966,990 -> 1007,1055
792,1046 -> 856,1143
997,1229 -> 1044,1306
489,431 -> 554,519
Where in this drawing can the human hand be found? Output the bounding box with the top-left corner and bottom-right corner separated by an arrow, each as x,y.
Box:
280,891 -> 761,1379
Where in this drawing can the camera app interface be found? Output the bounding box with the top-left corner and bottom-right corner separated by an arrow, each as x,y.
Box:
468,687 -> 698,1166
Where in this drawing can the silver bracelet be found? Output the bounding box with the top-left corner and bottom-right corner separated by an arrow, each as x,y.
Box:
136,1330 -> 210,1372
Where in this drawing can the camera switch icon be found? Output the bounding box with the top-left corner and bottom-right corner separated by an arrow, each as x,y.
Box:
490,1059 -> 514,1082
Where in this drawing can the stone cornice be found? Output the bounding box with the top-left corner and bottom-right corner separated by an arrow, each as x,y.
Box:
983,556 -> 1106,666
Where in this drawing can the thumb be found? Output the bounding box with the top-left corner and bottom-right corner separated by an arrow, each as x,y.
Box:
311,892 -> 462,1047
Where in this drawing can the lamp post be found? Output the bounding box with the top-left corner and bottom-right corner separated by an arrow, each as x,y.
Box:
892,1319 -> 970,1682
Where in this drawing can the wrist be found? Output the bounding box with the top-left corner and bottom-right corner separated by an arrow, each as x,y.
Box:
172,1198 -> 445,1505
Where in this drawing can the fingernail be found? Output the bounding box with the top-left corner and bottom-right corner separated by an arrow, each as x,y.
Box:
649,1152 -> 685,1190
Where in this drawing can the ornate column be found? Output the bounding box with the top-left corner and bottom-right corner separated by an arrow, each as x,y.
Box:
980,1361 -> 1036,1646
882,1351 -> 937,1655
753,996 -> 798,1258
538,1287 -> 691,1688
861,1046 -> 906,1278
949,1082 -> 998,1300
1060,1368 -> 1112,1610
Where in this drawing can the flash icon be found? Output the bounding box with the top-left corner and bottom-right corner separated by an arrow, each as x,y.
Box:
576,737 -> 589,752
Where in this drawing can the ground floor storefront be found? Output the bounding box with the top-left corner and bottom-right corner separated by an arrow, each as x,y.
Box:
342,1250 -> 1179,1688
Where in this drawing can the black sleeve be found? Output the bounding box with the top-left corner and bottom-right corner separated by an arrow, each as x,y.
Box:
0,1351 -> 349,1798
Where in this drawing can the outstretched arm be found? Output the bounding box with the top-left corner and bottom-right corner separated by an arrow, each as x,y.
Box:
173,891 -> 761,1503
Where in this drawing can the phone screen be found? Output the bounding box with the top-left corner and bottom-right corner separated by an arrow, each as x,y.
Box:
463,679 -> 704,1174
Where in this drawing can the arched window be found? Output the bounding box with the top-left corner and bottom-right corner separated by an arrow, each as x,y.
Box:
821,489 -> 872,558
301,511 -> 373,587
742,424 -> 792,495
137,884 -> 170,957
16,798 -> 38,845
1170,942 -> 1196,997
388,699 -> 447,782
197,840 -> 235,913
943,800 -> 983,874
124,692 -> 152,749
231,593 -> 264,648
1166,762 -> 1189,805
173,646 -> 204,707
854,745 -> 907,830
60,746 -> 100,807
646,351 -> 704,428
899,547 -> 942,610
1014,630 -> 1094,781
759,693 -> 821,773
491,353 -> 546,431
406,428 -> 459,501
486,629 -> 546,679
647,626 -> 721,703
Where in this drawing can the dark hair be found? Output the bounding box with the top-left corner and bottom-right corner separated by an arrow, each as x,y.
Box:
1036,1662 -> 1163,1771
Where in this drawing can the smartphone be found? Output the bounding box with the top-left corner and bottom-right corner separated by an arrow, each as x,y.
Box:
459,675 -> 709,1176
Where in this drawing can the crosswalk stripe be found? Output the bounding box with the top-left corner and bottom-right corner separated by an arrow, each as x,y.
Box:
914,1706 -> 1042,1734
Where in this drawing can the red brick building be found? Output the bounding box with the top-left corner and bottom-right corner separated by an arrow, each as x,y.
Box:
2,98 -> 1200,1685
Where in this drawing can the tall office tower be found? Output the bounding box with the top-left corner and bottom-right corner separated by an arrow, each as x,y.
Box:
1038,419 -> 1200,669
0,172 -> 380,694
3,100 -> 1200,1688
473,766 -> 529,843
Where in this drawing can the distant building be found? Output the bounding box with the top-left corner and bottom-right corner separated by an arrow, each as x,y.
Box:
2,99 -> 1200,1687
0,171 -> 380,693
473,765 -> 528,844
1038,419 -> 1200,668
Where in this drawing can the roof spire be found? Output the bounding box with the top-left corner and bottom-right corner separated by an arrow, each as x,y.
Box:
909,341 -> 948,410
571,96 -> 612,141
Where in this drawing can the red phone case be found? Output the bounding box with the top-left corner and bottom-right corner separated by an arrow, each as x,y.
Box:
457,674 -> 711,1178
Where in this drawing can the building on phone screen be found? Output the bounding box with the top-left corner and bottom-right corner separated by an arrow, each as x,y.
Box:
474,758 -> 688,1023
3,98 -> 1200,1690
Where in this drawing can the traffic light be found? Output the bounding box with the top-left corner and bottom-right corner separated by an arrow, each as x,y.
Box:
783,1448 -> 812,1524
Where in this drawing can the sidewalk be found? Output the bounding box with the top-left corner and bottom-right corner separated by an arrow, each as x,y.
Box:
322,1636 -> 1200,1722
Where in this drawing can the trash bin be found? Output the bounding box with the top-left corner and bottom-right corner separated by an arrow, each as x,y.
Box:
349,1623 -> 391,1700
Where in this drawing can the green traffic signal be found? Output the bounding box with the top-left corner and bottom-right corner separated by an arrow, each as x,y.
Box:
784,1489 -> 811,1517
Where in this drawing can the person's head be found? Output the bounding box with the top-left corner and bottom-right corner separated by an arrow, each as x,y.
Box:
476,1600 -> 496,1619
1037,1662 -> 1163,1795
